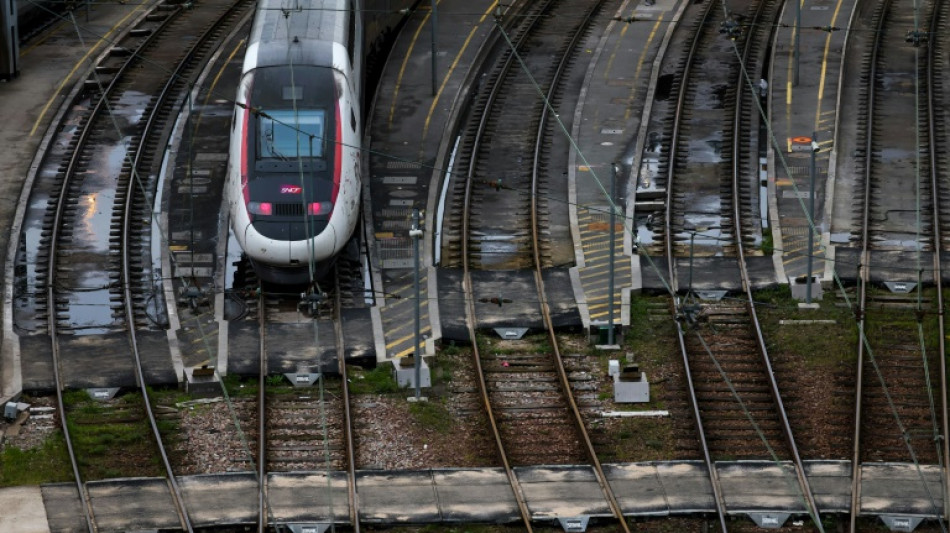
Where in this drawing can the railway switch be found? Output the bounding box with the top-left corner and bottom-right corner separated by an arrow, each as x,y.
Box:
179,285 -> 210,310
298,291 -> 327,316
610,360 -> 650,403
393,355 -> 431,389
905,31 -> 928,47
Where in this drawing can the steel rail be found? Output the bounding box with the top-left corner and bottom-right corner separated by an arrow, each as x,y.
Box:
850,0 -> 949,529
728,0 -> 824,525
662,0 -> 730,528
849,0 -> 896,528
459,1 -> 559,530
119,0 -> 253,528
333,265 -> 361,531
924,0 -> 950,518
45,5 -> 182,532
528,1 -> 630,530
257,285 -> 269,532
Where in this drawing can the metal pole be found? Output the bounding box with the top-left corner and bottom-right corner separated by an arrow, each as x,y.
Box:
411,209 -> 423,399
806,133 -> 818,303
688,232 -> 695,300
794,0 -> 801,86
430,0 -> 438,96
607,164 -> 618,346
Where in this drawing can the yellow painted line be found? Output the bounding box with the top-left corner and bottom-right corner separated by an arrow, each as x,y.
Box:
775,178 -> 793,186
421,2 -> 499,147
602,14 -> 631,80
384,298 -> 428,318
625,15 -> 664,121
387,5 -> 435,128
30,4 -> 148,136
391,345 -> 427,359
785,1 -> 799,152
587,222 -> 625,231
375,231 -> 395,239
205,39 -> 245,108
191,39 -> 245,135
814,0 -> 845,130
385,328 -> 431,351
169,244 -> 189,251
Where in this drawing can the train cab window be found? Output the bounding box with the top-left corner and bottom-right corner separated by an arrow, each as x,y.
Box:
258,109 -> 326,159
351,108 -> 357,132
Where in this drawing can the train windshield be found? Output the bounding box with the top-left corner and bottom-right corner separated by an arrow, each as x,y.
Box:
258,109 -> 326,160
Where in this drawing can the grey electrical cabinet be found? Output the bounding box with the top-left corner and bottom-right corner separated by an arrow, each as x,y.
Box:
0,0 -> 19,80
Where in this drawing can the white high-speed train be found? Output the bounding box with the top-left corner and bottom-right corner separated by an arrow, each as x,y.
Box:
227,0 -> 413,284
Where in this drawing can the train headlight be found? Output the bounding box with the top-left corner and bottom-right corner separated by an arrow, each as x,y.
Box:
248,202 -> 273,216
308,202 -> 333,215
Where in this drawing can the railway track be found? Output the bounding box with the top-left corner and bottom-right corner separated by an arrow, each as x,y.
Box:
441,0 -> 602,269
445,0 -> 632,530
13,0 -> 254,530
645,0 -> 827,528
251,264 -> 361,530
849,0 -> 950,527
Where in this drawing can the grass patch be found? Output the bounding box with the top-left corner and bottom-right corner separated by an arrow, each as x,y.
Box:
625,294 -> 679,367
147,386 -> 192,406
267,374 -> 288,387
349,364 -> 400,395
610,417 -> 675,462
0,434 -> 73,486
222,374 -> 259,397
754,287 -> 859,368
408,400 -> 453,433
438,341 -> 464,357
65,391 -> 163,479
428,354 -> 457,388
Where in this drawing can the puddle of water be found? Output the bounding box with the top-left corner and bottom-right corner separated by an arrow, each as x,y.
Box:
476,234 -> 526,269
65,270 -> 117,334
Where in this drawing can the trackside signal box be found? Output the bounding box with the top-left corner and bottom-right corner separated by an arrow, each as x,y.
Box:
0,0 -> 18,80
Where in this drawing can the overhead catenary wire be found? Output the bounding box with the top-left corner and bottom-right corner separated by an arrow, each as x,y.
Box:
726,0 -> 947,526
41,1 -> 950,528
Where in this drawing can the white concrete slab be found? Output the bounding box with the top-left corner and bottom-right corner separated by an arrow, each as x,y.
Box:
87,478 -> 180,530
717,461 -> 808,512
0,486 -> 50,533
860,463 -> 944,516
433,468 -> 520,522
516,466 -> 612,519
